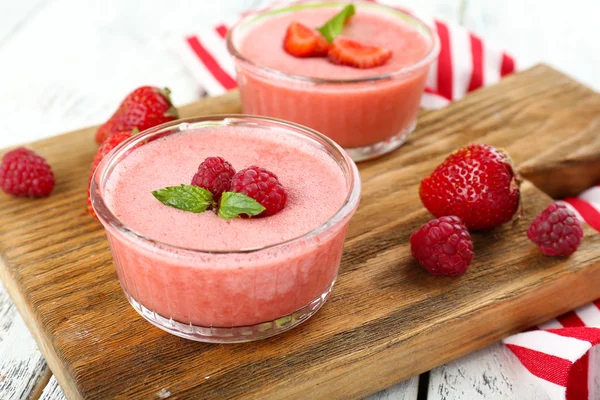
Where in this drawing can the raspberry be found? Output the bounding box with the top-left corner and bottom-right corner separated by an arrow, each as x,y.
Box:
527,203 -> 583,257
191,157 -> 236,200
410,216 -> 474,277
230,166 -> 287,217
0,147 -> 55,197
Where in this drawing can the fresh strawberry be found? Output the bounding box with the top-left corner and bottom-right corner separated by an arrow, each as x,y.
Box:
95,120 -> 119,145
327,36 -> 392,69
283,22 -> 330,57
88,132 -> 134,218
95,86 -> 178,144
419,144 -> 521,231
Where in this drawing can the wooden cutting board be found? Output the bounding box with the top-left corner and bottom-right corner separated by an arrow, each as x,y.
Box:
1,65 -> 600,400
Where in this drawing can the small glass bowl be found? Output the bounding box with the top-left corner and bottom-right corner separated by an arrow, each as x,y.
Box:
90,115 -> 361,343
227,1 -> 440,161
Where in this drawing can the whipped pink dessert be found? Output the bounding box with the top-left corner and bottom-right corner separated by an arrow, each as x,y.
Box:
242,9 -> 429,79
228,1 -> 439,160
92,117 -> 360,342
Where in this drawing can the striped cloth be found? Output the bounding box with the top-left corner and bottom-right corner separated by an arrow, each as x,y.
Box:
179,1 -> 600,398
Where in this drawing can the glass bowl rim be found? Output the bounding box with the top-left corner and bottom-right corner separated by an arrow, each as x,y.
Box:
226,0 -> 441,84
90,114 -> 361,255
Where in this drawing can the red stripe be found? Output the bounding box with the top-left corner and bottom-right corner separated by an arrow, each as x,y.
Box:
467,34 -> 484,92
567,353 -> 589,400
595,299 -> 600,309
557,311 -> 586,328
215,24 -> 228,39
434,20 -> 453,101
506,344 -> 571,386
549,320 -> 592,400
563,197 -> 600,232
186,36 -> 237,90
500,53 -> 515,76
548,327 -> 600,344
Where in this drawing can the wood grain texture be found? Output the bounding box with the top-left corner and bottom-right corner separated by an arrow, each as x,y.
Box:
1,65 -> 600,400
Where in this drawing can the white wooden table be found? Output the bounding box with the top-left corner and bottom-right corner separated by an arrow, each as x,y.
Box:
1,0 -> 599,399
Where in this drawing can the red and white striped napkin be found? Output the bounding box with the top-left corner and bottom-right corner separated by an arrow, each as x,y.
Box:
180,1 -> 600,398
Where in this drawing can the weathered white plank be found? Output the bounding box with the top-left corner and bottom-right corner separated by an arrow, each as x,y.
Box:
0,0 -> 49,49
365,376 -> 419,400
0,283 -> 49,400
39,376 -> 66,400
592,345 -> 600,399
463,0 -> 600,91
428,342 -> 552,399
0,0 -> 262,149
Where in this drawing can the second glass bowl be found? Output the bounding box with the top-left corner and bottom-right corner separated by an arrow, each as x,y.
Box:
227,1 -> 440,161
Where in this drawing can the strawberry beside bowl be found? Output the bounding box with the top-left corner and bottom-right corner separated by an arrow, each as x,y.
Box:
90,115 -> 361,343
226,1 -> 439,161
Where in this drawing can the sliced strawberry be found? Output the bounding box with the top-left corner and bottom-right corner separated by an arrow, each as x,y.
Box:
328,37 -> 392,69
283,22 -> 330,57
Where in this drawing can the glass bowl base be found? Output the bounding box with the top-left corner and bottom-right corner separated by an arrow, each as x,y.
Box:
123,281 -> 335,343
345,121 -> 417,162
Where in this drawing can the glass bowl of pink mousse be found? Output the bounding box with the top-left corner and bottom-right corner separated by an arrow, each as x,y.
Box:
227,1 -> 440,161
90,115 -> 361,343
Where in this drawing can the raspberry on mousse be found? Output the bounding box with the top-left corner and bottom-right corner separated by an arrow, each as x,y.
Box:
230,166 -> 287,217
191,156 -> 236,200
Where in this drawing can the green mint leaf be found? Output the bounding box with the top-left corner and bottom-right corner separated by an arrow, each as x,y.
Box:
218,192 -> 266,220
152,184 -> 213,213
317,4 -> 355,43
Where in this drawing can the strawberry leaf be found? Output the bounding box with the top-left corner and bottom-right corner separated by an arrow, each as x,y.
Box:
218,192 -> 265,219
152,184 -> 213,213
317,4 -> 355,43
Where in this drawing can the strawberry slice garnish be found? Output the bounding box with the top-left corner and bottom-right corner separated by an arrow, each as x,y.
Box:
283,22 -> 330,57
328,36 -> 392,69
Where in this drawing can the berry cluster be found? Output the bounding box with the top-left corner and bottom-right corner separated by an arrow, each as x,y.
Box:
411,144 -> 583,277
191,157 -> 287,217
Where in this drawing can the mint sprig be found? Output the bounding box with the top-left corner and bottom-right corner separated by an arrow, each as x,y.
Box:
151,186 -> 266,220
218,192 -> 266,220
317,4 -> 355,43
152,184 -> 213,213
